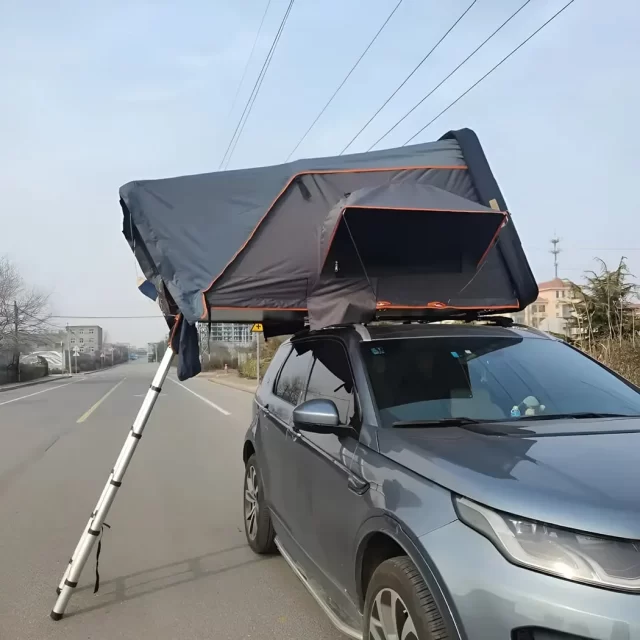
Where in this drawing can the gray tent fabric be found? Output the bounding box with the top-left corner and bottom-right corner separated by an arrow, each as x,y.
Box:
306,184 -> 509,328
121,128 -> 537,334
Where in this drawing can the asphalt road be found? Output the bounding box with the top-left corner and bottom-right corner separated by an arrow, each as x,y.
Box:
0,362 -> 345,640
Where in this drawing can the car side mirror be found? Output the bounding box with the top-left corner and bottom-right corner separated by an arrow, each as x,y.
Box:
293,399 -> 348,435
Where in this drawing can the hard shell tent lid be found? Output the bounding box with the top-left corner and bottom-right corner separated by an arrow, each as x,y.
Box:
121,128 -> 537,377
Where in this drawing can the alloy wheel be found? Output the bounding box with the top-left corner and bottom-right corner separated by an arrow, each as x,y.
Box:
369,587 -> 418,640
244,465 -> 259,540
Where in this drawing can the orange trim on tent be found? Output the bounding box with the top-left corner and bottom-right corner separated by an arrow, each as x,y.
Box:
169,313 -> 181,352
200,301 -> 519,320
341,205 -> 507,214
378,302 -> 520,310
477,217 -> 508,267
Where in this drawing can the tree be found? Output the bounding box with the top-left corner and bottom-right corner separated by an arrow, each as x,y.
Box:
0,255 -> 51,354
569,258 -> 637,347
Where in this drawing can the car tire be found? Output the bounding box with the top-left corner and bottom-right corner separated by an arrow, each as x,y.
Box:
243,454 -> 277,555
364,556 -> 449,640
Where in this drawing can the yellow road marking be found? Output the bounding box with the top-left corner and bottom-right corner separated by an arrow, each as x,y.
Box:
77,378 -> 126,423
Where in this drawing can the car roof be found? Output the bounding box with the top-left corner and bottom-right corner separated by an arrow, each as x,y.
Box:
291,321 -> 553,343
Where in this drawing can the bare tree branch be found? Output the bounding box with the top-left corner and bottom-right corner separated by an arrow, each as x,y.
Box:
0,255 -> 51,353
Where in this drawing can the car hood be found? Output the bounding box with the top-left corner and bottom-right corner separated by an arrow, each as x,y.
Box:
377,417 -> 640,539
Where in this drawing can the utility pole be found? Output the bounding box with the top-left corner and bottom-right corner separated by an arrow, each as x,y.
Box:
550,236 -> 561,279
14,301 -> 20,382
66,324 -> 71,373
256,332 -> 260,383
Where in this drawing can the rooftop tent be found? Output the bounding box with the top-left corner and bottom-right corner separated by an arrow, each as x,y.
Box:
120,128 -> 537,376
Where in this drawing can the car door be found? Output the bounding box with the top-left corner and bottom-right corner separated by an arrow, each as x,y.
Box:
289,337 -> 371,598
256,344 -> 312,534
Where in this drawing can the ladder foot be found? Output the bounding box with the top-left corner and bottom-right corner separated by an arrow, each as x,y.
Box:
50,611 -> 63,621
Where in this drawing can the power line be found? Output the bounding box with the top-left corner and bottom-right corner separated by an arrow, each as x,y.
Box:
284,0 -> 404,162
50,315 -> 164,320
219,0 -> 296,170
564,248 -> 640,252
339,0 -> 478,155
404,0 -> 576,146
530,247 -> 640,252
225,0 -> 295,169
221,0 -> 273,149
368,0 -> 532,151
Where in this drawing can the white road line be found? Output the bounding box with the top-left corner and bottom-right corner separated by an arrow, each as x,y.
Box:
168,378 -> 231,416
77,377 -> 126,423
0,380 -> 78,407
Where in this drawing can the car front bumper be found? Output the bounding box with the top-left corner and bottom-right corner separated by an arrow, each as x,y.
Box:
420,520 -> 640,640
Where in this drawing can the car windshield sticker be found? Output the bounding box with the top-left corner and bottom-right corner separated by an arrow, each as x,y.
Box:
371,347 -> 385,355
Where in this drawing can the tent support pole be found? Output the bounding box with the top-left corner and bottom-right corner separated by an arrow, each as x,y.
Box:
50,346 -> 175,621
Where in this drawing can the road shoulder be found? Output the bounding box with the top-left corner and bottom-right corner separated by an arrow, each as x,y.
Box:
201,373 -> 258,395
0,375 -> 72,393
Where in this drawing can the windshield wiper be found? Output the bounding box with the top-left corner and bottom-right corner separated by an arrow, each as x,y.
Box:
511,412 -> 637,421
392,417 -> 483,429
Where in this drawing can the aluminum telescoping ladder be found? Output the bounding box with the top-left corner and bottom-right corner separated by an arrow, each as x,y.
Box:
50,347 -> 175,620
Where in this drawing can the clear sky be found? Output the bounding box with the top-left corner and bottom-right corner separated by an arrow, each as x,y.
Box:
1,0 -> 637,346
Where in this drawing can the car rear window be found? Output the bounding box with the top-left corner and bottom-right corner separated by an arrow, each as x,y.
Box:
361,335 -> 640,427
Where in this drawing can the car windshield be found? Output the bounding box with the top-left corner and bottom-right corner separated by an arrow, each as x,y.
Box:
361,335 -> 640,427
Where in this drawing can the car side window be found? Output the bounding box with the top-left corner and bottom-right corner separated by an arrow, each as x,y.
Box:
257,344 -> 291,403
274,347 -> 312,405
304,340 -> 358,428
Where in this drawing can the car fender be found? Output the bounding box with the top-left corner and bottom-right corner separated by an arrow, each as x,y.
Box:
242,412 -> 258,463
354,513 -> 465,640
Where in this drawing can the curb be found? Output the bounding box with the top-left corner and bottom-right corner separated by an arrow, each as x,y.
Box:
206,377 -> 258,395
0,375 -> 73,393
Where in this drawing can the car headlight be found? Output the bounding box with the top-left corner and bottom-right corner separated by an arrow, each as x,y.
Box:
455,496 -> 640,592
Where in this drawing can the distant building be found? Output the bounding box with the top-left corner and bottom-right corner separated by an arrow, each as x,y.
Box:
67,325 -> 103,354
507,278 -> 575,335
199,322 -> 252,347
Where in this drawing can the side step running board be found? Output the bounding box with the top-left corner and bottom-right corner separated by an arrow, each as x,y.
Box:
275,538 -> 363,640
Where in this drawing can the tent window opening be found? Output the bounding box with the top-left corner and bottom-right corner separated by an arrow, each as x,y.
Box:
324,207 -> 504,279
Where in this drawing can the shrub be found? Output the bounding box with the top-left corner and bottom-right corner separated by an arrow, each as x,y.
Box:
580,339 -> 640,387
239,358 -> 257,379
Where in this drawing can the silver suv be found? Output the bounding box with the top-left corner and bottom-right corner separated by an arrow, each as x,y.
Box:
242,321 -> 640,640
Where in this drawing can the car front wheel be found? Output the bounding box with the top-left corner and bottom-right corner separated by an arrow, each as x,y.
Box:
243,454 -> 277,554
364,557 -> 449,640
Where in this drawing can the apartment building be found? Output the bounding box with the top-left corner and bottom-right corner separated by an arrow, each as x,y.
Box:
198,322 -> 253,347
508,278 -> 575,335
67,325 -> 103,354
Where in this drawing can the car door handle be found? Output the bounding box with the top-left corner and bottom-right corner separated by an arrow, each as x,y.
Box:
347,475 -> 370,495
